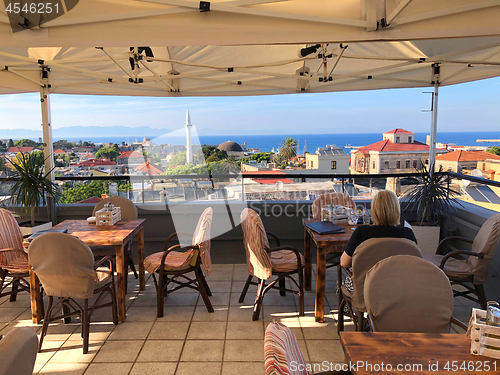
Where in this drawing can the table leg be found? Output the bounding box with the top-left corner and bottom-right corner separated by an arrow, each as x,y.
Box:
29,267 -> 44,324
315,245 -> 326,323
304,228 -> 312,291
115,244 -> 126,323
137,228 -> 145,290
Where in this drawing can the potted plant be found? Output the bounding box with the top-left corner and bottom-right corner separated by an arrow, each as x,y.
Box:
399,163 -> 461,255
4,151 -> 61,235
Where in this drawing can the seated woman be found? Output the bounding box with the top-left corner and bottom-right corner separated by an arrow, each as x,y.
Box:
340,189 -> 417,268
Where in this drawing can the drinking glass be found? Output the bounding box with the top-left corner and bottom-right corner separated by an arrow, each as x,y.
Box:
349,209 -> 359,230
363,209 -> 371,225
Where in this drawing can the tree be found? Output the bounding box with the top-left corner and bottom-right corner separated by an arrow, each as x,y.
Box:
95,147 -> 120,161
7,139 -> 14,148
60,180 -> 130,203
278,138 -> 297,163
487,146 -> 500,156
0,140 -> 5,151
53,139 -> 74,149
14,139 -> 38,148
194,145 -> 228,164
167,151 -> 187,166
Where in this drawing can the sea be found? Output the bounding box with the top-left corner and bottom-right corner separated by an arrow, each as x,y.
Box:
52,131 -> 500,154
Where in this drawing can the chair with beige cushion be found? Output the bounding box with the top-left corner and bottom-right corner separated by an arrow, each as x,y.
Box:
364,255 -> 467,333
92,196 -> 139,286
0,208 -> 30,302
264,321 -> 350,375
0,327 -> 38,375
239,208 -> 304,321
29,232 -> 118,354
144,207 -> 213,318
424,214 -> 500,310
337,238 -> 422,333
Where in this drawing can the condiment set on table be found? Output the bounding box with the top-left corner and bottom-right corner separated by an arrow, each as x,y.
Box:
321,205 -> 362,227
87,203 -> 122,226
470,301 -> 500,359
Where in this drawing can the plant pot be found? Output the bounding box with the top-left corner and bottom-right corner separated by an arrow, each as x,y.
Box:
410,224 -> 440,256
19,221 -> 53,237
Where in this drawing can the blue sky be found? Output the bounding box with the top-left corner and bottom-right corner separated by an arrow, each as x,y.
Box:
1,76 -> 499,135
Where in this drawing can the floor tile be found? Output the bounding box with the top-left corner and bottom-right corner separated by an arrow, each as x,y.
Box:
83,363 -> 133,375
157,306 -> 195,322
48,340 -> 102,363
224,340 -> 264,361
228,305 -> 261,321
175,362 -> 222,375
300,321 -> 339,340
37,363 -> 88,375
136,340 -> 184,362
125,307 -> 158,322
180,340 -> 224,362
306,339 -> 344,364
192,306 -> 229,322
0,307 -> 28,322
187,321 -> 226,340
222,362 -> 266,375
129,362 -> 176,375
108,321 -> 154,340
163,293 -> 199,307
70,323 -> 115,342
205,281 -> 232,294
93,340 -> 143,362
147,321 -> 190,340
200,292 -> 230,306
226,321 -> 264,340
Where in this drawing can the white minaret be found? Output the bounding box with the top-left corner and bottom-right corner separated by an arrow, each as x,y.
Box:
185,110 -> 193,164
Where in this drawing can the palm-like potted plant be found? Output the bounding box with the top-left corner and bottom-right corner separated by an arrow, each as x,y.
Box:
399,163 -> 461,254
4,151 -> 61,234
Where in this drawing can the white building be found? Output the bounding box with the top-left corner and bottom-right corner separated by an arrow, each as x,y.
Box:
305,145 -> 350,174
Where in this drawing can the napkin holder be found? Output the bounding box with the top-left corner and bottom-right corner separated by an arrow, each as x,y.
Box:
470,308 -> 500,359
95,204 -> 121,226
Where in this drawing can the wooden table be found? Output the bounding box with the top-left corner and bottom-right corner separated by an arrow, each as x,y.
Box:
303,218 -> 355,323
29,219 -> 146,324
340,332 -> 500,374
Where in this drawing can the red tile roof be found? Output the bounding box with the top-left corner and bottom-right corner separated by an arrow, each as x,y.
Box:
77,196 -> 102,204
78,158 -> 116,166
53,149 -> 66,154
436,150 -> 500,162
119,151 -> 144,158
253,178 -> 294,185
383,128 -> 414,134
8,146 -> 34,153
357,139 -> 429,154
134,161 -> 163,175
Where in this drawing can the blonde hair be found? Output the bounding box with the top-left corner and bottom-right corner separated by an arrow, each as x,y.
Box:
371,190 -> 400,226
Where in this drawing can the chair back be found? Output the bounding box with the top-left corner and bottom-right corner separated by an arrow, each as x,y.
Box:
364,255 -> 453,333
0,208 -> 23,251
241,208 -> 273,280
351,237 -> 422,312
28,232 -> 97,299
93,196 -> 138,220
0,327 -> 38,375
468,214 -> 500,284
311,192 -> 356,219
264,322 -> 308,375
192,207 -> 213,276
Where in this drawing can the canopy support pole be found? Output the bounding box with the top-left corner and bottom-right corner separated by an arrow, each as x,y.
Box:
40,67 -> 56,223
429,64 -> 440,175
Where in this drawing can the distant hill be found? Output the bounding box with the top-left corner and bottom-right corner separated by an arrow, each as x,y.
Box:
0,126 -> 170,140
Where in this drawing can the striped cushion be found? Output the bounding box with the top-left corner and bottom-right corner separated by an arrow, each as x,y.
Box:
144,249 -> 197,274
241,208 -> 273,280
192,207 -> 213,276
264,322 -> 308,375
271,251 -> 305,273
0,209 -> 27,271
311,192 -> 356,219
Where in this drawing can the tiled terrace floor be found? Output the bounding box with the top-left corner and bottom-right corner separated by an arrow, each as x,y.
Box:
1,264 -> 475,375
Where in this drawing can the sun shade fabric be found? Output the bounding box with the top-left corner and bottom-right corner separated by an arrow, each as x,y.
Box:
241,208 -> 273,280
364,255 -> 453,333
424,214 -> 500,284
0,208 -> 28,273
93,196 -> 138,220
351,237 -> 422,312
144,207 -> 212,275
0,327 -> 38,375
264,321 -> 307,375
28,232 -> 97,299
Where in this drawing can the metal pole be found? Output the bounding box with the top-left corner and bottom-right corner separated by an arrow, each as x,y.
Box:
429,64 -> 440,176
40,68 -> 56,223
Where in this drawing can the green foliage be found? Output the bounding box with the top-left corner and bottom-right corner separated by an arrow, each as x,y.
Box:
60,180 -> 131,204
167,151 -> 187,166
163,163 -> 210,176
400,163 -> 462,224
0,157 -> 5,171
14,139 -> 38,148
0,140 -> 5,151
3,152 -> 61,226
487,146 -> 500,156
53,139 -> 75,149
7,139 -> 14,148
239,152 -> 272,165
278,138 -> 297,163
95,147 -> 120,161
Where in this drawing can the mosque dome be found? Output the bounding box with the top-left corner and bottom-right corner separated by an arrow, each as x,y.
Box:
218,141 -> 243,152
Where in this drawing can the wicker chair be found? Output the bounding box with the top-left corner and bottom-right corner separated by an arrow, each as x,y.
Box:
364,255 -> 467,332
0,209 -> 30,302
337,238 -> 422,333
424,214 -> 500,310
0,327 -> 38,375
265,322 -> 351,375
29,232 -> 118,354
92,196 -> 139,286
144,207 -> 213,318
239,208 -> 304,321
